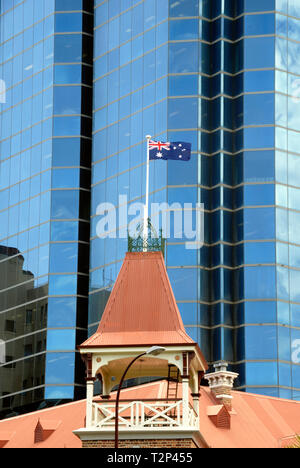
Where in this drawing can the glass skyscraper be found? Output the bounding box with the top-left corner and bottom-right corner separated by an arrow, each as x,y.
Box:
0,0 -> 93,418
1,0 -> 300,419
90,0 -> 300,401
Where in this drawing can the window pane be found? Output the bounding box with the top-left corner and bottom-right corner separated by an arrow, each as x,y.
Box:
54,34 -> 82,62
244,94 -> 274,126
244,208 -> 275,240
169,0 -> 199,17
53,116 -> 81,136
52,138 -> 81,167
244,37 -> 275,69
47,329 -> 76,351
55,0 -> 82,11
54,86 -> 82,115
245,326 -> 277,359
48,297 -> 77,327
245,13 -> 275,35
244,301 -> 277,324
49,274 -> 77,295
244,184 -> 275,206
45,352 -> 75,384
45,385 -> 74,399
169,42 -> 198,73
54,64 -> 82,84
245,362 -> 278,386
168,98 -> 198,128
244,242 -> 275,264
244,70 -> 275,92
244,151 -> 275,182
169,19 -> 199,40
52,168 -> 80,188
244,266 -> 276,299
244,0 -> 275,12
290,270 -> 300,302
167,268 -> 198,300
51,190 -> 80,219
49,243 -> 78,273
51,221 -> 79,241
289,0 -> 300,18
244,127 -> 275,149
55,13 -> 82,32
169,75 -> 198,96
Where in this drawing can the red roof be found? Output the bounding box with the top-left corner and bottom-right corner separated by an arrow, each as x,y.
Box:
0,400 -> 85,448
1,382 -> 300,448
80,252 -> 197,348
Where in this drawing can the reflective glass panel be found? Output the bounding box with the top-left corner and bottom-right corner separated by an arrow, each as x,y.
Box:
169,0 -> 199,17
244,266 -> 276,299
49,243 -> 78,273
47,297 -> 77,327
45,352 -> 75,384
244,242 -> 276,264
244,37 -> 275,69
49,274 -> 77,295
245,14 -> 275,35
245,326 -> 277,359
51,190 -> 80,219
47,329 -> 76,351
54,34 -> 83,62
244,301 -> 277,324
245,362 -> 278,386
244,0 -> 275,12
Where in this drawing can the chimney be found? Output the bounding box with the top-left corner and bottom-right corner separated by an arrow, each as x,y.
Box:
204,362 -> 238,411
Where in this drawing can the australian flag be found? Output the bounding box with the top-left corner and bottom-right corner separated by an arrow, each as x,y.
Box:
149,140 -> 191,161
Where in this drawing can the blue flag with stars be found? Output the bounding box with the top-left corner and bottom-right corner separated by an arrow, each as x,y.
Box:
149,140 -> 191,161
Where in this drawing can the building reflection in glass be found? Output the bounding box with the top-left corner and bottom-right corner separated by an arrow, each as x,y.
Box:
0,246 -> 47,417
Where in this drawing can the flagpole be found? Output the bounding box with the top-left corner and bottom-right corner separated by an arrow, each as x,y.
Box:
143,135 -> 151,252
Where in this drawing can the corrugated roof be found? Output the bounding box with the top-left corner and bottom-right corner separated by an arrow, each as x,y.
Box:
199,387 -> 300,448
80,252 -> 196,348
0,431 -> 15,448
1,383 -> 300,448
0,401 -> 85,448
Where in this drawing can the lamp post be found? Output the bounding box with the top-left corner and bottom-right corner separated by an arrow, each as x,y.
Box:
114,346 -> 165,449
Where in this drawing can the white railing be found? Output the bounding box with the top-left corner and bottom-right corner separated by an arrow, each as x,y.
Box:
90,400 -> 198,430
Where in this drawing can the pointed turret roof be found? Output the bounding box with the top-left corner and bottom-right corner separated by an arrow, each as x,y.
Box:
80,251 -> 201,349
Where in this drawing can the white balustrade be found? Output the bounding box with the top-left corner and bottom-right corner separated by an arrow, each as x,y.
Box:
89,400 -> 199,430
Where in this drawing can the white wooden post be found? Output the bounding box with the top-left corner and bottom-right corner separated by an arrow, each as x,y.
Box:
192,395 -> 200,426
192,394 -> 199,412
182,377 -> 189,426
86,380 -> 94,427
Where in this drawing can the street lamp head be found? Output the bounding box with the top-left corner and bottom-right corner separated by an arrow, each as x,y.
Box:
146,346 -> 166,356
114,345 -> 166,448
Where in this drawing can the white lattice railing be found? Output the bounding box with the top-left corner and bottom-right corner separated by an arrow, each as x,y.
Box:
90,400 -> 198,430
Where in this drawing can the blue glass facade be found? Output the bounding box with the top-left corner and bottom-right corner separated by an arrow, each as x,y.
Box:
0,0 -> 93,418
90,0 -> 300,400
1,0 -> 300,418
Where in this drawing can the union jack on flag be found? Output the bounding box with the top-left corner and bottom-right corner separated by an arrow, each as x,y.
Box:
149,139 -> 191,161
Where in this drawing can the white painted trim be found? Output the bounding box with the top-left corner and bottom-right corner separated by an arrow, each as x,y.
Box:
73,427 -> 200,441
215,394 -> 233,400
